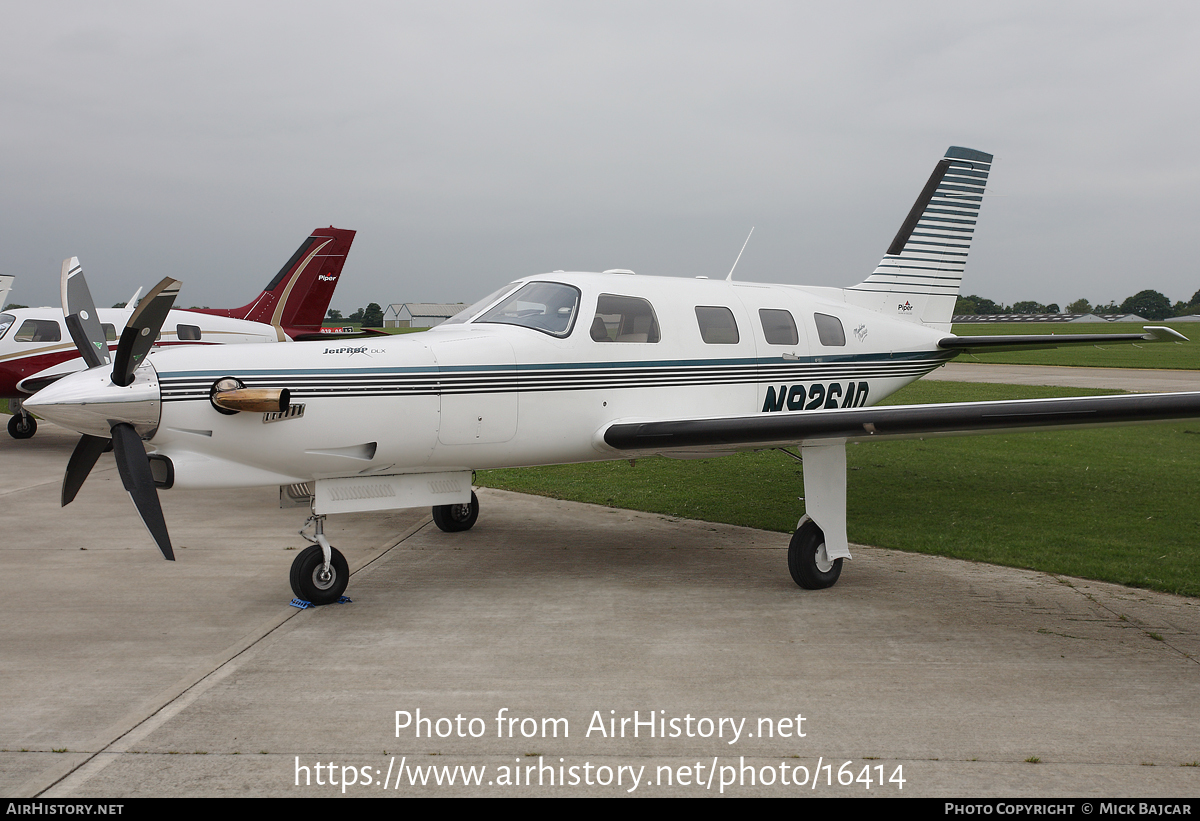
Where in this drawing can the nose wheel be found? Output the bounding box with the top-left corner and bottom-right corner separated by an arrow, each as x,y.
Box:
8,412 -> 36,439
7,399 -> 36,439
291,514 -> 349,604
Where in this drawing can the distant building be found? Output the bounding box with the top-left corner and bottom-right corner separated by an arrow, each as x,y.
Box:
382,303 -> 464,329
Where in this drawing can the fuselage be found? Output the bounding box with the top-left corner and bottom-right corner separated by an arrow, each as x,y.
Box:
126,271 -> 954,488
0,307 -> 280,397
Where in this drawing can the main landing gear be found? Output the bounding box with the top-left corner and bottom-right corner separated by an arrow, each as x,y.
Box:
788,519 -> 842,590
432,491 -> 479,532
290,514 -> 348,605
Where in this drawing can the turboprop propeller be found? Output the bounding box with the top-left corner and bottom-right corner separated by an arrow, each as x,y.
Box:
34,258 -> 180,561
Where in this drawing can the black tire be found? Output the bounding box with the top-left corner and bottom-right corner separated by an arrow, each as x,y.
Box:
289,544 -> 349,605
432,491 -> 479,532
788,520 -> 843,590
8,414 -> 36,440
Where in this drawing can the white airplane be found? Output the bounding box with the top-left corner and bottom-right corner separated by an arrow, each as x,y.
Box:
1,226 -> 356,439
26,146 -> 1200,605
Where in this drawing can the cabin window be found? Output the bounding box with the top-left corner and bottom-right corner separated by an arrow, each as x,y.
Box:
102,324 -> 117,341
759,309 -> 798,345
814,313 -> 846,347
177,324 -> 202,341
475,281 -> 581,337
590,294 -> 660,343
695,306 -> 739,344
14,319 -> 61,342
0,313 -> 14,339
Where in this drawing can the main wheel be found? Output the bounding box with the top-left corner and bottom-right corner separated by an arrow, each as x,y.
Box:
289,544 -> 349,605
432,491 -> 479,532
8,414 -> 36,440
788,520 -> 843,590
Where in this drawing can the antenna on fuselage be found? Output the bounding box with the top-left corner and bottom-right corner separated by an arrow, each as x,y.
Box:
726,227 -> 754,281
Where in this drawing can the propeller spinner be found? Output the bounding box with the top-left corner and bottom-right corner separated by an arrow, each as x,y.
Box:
28,259 -> 180,561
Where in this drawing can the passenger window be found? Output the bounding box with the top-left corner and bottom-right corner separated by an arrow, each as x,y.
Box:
0,313 -> 14,339
591,294 -> 660,343
177,324 -> 202,341
695,306 -> 739,344
102,324 -> 117,341
14,319 -> 61,342
814,313 -> 846,346
759,309 -> 798,345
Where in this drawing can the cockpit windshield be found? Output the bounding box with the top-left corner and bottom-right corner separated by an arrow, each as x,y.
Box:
473,281 -> 581,337
441,282 -> 522,326
0,314 -> 14,340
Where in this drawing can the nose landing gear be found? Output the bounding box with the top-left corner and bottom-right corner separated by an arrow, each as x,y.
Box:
290,514 -> 349,605
7,399 -> 36,439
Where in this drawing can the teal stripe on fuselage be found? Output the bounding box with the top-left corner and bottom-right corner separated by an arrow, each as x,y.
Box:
158,349 -> 950,381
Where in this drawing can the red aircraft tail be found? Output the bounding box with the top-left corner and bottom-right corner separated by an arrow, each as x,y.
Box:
192,227 -> 355,338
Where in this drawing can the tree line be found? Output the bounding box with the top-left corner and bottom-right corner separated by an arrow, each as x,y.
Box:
327,303 -> 384,327
955,289 -> 1200,321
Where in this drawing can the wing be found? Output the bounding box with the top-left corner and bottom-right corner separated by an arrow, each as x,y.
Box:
602,391 -> 1200,454
603,390 -> 1200,564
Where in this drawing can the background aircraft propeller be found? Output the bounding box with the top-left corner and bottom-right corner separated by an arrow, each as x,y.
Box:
56,259 -> 180,561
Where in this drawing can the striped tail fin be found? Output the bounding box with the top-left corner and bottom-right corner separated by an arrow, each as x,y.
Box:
844,146 -> 992,332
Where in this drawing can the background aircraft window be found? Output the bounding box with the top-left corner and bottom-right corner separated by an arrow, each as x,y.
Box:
0,313 -> 14,339
177,324 -> 202,341
102,324 -> 117,341
14,319 -> 61,343
442,281 -> 522,325
695,306 -> 739,344
592,294 -> 660,343
814,313 -> 846,346
475,281 -> 580,337
759,309 -> 798,345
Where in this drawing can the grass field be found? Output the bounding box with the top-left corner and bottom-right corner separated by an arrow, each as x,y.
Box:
478,380 -> 1200,597
950,321 -> 1200,369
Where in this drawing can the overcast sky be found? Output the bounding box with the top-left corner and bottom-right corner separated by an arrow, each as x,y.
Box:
3,1 -> 1199,315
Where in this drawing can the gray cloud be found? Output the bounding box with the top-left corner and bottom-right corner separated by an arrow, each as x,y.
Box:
3,1 -> 1199,313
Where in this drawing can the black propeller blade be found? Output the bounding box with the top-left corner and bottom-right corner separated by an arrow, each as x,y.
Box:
62,434 -> 110,507
112,277 -> 181,386
61,257 -> 111,370
111,423 -> 174,561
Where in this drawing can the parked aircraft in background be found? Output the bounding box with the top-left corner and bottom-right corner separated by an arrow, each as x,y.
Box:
2,227 -> 355,438
0,275 -> 13,312
26,148 -> 1200,605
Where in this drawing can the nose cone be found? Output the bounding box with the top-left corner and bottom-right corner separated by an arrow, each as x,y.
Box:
25,363 -> 161,439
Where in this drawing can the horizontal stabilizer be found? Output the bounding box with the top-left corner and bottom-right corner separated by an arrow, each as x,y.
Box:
939,326 -> 1188,353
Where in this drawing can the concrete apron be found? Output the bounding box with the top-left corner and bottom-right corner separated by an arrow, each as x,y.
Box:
2,424 -> 1198,798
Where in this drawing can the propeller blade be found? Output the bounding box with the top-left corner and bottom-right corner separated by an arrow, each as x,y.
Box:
112,277 -> 181,387
60,258 -> 111,369
62,434 -> 110,507
110,423 -> 174,561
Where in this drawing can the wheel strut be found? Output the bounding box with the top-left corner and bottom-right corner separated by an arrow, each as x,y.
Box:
300,513 -> 333,577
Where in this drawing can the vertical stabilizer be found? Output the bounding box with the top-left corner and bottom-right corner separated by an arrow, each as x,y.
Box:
190,227 -> 356,337
843,147 -> 992,332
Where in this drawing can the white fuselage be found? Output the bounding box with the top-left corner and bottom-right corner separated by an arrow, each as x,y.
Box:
140,272 -> 952,488
0,306 -> 280,396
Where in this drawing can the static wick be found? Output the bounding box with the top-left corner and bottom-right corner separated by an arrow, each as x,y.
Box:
726,227 -> 755,281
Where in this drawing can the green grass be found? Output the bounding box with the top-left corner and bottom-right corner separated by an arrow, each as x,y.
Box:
950,322 -> 1200,369
479,380 -> 1200,597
